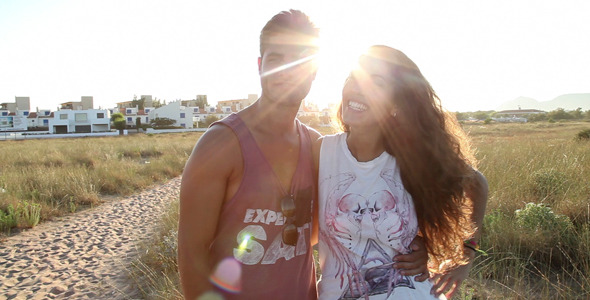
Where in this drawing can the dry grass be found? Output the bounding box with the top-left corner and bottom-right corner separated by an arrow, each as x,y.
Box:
463,121 -> 590,299
0,133 -> 201,232
130,198 -> 183,299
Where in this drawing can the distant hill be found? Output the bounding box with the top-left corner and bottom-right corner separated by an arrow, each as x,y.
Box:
496,93 -> 590,111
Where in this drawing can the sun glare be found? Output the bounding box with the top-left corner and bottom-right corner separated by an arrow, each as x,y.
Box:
306,20 -> 368,110
259,53 -> 319,78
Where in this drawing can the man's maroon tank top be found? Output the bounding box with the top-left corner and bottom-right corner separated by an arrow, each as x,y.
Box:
208,113 -> 317,299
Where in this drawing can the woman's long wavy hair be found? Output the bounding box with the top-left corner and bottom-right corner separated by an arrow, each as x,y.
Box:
336,45 -> 477,269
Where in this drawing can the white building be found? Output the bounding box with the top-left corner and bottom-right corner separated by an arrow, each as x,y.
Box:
27,112 -> 40,128
148,100 -> 193,128
134,107 -> 153,127
114,98 -> 154,127
123,111 -> 151,127
123,107 -> 139,115
193,106 -> 229,125
121,106 -> 139,126
49,109 -> 111,133
28,110 -> 54,128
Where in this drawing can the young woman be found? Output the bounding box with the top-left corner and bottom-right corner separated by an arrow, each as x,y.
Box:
315,45 -> 488,299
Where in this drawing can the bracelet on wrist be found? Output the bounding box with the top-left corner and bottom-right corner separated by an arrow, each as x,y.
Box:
463,240 -> 488,256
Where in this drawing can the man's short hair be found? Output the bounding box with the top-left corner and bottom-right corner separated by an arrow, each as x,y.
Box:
259,9 -> 319,57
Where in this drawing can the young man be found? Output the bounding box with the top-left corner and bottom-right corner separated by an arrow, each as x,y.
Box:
178,10 -> 321,299
178,9 -> 429,300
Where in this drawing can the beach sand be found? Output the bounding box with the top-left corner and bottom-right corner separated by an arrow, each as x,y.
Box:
0,177 -> 181,300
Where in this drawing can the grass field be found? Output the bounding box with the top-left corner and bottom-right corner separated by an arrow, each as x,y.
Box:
462,122 -> 590,299
2,121 -> 589,299
0,133 -> 201,232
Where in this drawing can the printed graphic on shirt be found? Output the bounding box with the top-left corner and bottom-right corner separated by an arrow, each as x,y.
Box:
233,187 -> 313,266
320,169 -> 418,299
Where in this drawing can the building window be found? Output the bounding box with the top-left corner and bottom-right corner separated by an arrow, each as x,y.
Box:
127,117 -> 132,122
145,109 -> 150,113
23,111 -> 29,116
126,109 -> 132,114
97,113 -> 105,118
193,108 -> 199,113
45,111 -> 50,116
146,117 -> 149,122
225,108 -> 231,113
60,114 -> 68,119
75,113 -> 88,121
181,123 -> 186,128
43,119 -> 48,125
1,112 -> 7,116
180,113 -> 186,118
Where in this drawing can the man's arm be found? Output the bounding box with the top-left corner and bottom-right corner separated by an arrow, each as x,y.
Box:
431,170 -> 489,298
392,236 -> 429,281
178,125 -> 241,299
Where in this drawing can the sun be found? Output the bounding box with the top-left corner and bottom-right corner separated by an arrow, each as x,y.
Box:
304,14 -> 370,111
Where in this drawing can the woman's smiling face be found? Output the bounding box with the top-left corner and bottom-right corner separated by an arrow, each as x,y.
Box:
341,54 -> 397,129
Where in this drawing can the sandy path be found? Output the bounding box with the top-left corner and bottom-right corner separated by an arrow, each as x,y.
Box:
0,177 -> 181,300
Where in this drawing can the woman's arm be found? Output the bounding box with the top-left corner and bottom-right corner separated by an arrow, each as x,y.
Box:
431,170 -> 489,298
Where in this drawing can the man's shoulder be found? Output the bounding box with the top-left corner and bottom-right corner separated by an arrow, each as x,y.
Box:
185,122 -> 242,179
193,122 -> 240,157
299,122 -> 322,141
201,122 -> 235,141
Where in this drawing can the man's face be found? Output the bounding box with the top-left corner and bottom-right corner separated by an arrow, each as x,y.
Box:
258,34 -> 318,107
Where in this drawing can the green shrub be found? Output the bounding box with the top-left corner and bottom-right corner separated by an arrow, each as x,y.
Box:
515,202 -> 573,234
514,203 -> 579,271
68,198 -> 77,213
150,117 -> 177,128
18,200 -> 41,228
0,205 -> 17,231
575,129 -> 590,141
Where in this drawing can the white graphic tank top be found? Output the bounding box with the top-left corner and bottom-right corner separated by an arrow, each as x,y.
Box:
317,133 -> 443,300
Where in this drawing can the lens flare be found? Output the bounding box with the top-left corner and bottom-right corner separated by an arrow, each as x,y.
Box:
238,234 -> 251,250
260,53 -> 319,78
209,257 -> 242,294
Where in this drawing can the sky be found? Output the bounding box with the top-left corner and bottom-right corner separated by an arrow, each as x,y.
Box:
1,0 -> 589,112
